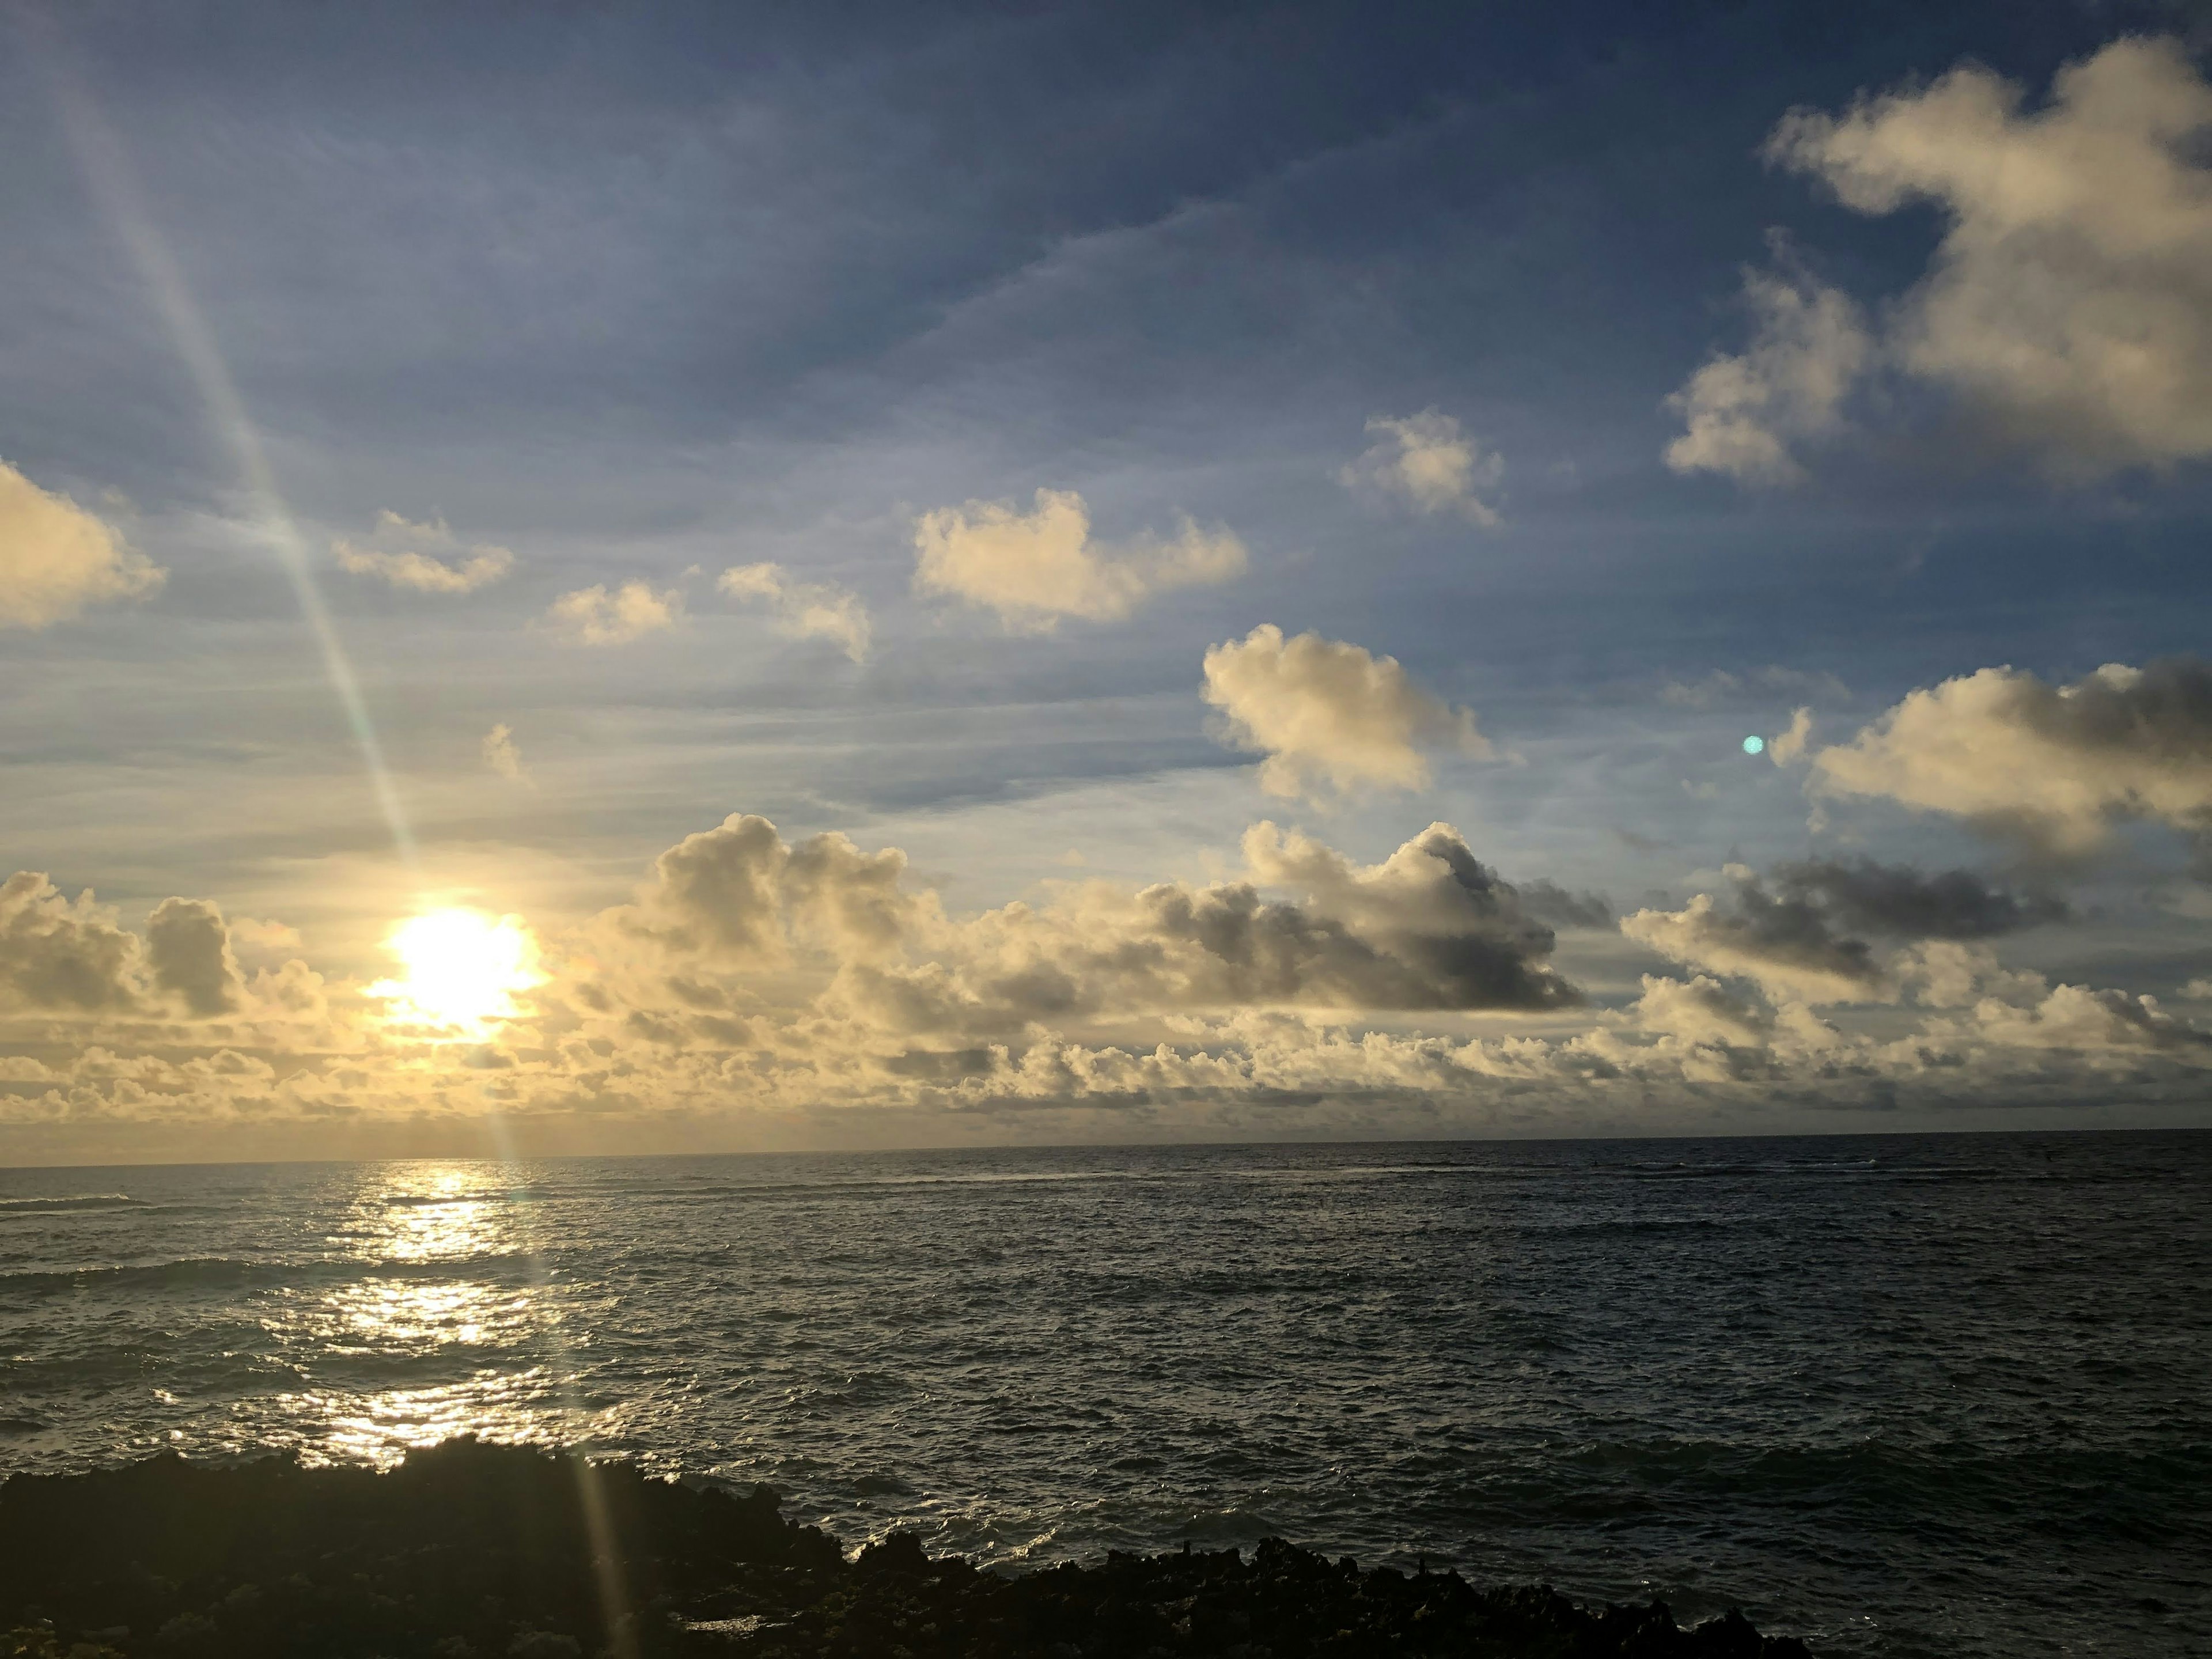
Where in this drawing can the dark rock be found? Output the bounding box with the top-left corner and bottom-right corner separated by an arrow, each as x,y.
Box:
0,1441 -> 1817,1658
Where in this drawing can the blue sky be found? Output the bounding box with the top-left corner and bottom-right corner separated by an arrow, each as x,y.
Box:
3,0 -> 2210,1161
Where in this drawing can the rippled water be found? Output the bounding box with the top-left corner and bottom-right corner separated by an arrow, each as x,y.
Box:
2,1132 -> 2206,1657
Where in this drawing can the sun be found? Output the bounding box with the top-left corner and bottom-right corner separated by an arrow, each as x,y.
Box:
369,908 -> 543,1033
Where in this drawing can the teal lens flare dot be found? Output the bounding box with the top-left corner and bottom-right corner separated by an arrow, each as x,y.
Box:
1743,734 -> 1766,755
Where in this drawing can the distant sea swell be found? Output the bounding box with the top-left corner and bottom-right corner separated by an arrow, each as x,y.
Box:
1,1132 -> 2206,1659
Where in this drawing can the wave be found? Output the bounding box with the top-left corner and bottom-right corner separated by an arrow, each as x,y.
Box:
0,1252 -> 541,1297
0,1194 -> 149,1215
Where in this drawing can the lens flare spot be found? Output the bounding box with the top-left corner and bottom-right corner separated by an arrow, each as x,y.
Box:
371,908 -> 542,1033
1743,734 -> 1766,755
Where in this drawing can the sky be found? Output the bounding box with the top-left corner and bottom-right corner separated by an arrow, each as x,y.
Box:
3,0 -> 2212,1163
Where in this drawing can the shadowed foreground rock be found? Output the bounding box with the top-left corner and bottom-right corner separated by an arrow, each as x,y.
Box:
0,1440 -> 1813,1658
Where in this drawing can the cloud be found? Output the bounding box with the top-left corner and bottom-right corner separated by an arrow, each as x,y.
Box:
912,488 -> 1245,630
1811,659 -> 2212,855
0,459 -> 164,629
1688,37 -> 2212,483
1658,666 -> 1849,710
0,877 -> 241,1019
1768,857 -> 2067,939
543,580 -> 684,646
482,724 -> 527,782
1664,260 -> 1871,486
332,511 -> 514,594
1623,880 -> 1888,1006
618,813 -> 927,971
1622,854 -> 2065,1006
601,814 -> 1580,1040
1201,624 -> 1489,801
1769,707 -> 1813,764
0,874 -> 144,1013
718,562 -> 872,661
145,898 -> 244,1018
1930,981 -> 2212,1055
1514,879 -> 1614,930
836,821 -> 1581,1034
1338,410 -> 1503,524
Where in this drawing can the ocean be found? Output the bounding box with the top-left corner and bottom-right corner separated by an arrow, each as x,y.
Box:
1,1131 -> 2205,1658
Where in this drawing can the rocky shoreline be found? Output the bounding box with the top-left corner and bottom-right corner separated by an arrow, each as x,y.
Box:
1,1440 -> 1812,1658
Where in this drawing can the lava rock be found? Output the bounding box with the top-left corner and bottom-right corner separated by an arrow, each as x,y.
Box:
0,1441 -> 1815,1658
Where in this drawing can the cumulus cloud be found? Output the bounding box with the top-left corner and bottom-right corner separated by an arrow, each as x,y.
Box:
543,580 -> 684,646
0,459 -> 164,629
1769,707 -> 1813,764
1623,855 -> 2065,1006
0,874 -> 144,1013
1768,857 -> 2067,938
332,512 -> 514,594
482,724 -> 527,782
1673,37 -> 2212,487
1338,410 -> 1504,524
12,808 -> 2212,1152
618,813 -> 927,971
145,897 -> 243,1017
718,563 -> 871,661
1201,625 -> 1490,800
1623,881 -> 1888,1006
838,821 -> 1580,1036
912,488 -> 1245,630
1664,261 -> 1871,485
1628,858 -> 2070,1013
0,877 -> 241,1018
1768,36 -> 2212,480
1812,659 -> 2212,855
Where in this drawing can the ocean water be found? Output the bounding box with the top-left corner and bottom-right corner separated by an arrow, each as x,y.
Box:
1,1132 -> 2206,1658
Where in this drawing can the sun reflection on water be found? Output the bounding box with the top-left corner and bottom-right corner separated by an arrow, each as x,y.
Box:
266,1162 -> 590,1468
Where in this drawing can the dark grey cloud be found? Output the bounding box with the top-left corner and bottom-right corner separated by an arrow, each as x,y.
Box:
145,896 -> 244,1017
1515,878 -> 1613,930
1770,857 -> 2066,940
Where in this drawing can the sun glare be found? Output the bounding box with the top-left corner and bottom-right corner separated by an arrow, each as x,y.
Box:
370,908 -> 543,1033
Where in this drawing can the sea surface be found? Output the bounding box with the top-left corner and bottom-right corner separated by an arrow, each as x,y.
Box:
2,1131 -> 2206,1658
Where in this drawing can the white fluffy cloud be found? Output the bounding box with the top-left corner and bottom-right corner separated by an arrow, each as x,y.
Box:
718,562 -> 872,661
1202,624 -> 1488,800
332,512 -> 514,594
1339,410 -> 1504,524
913,488 -> 1245,630
543,580 -> 684,646
1664,264 -> 1870,486
1770,36 -> 2212,479
1673,39 -> 2212,484
1811,659 -> 2212,855
0,459 -> 164,628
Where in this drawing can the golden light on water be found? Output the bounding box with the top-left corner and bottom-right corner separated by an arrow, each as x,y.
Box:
370,908 -> 543,1034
